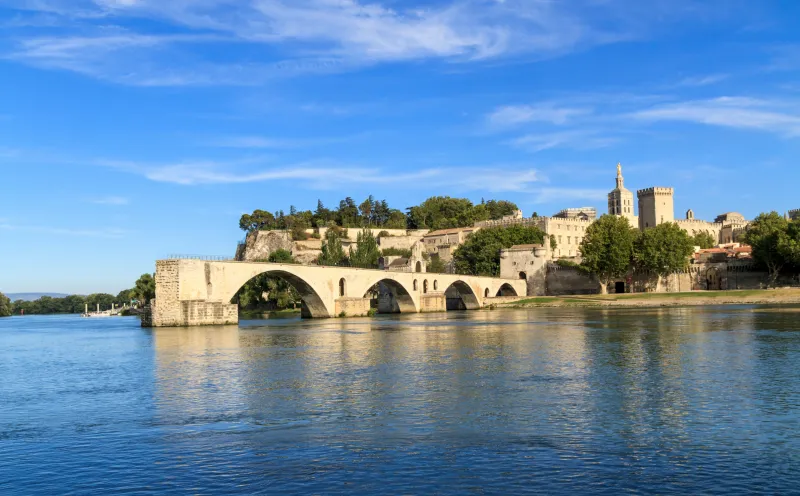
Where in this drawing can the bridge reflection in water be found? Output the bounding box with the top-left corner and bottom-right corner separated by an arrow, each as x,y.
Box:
148,259 -> 527,327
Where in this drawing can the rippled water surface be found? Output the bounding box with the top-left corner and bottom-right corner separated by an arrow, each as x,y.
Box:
2,307 -> 799,494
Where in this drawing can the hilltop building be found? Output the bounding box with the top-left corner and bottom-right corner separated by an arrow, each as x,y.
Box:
553,207 -> 597,221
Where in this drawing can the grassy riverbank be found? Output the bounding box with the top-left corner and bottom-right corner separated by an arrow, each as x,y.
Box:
498,289 -> 800,309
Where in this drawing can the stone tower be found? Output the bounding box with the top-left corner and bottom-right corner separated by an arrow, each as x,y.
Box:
607,163 -> 636,227
637,187 -> 674,230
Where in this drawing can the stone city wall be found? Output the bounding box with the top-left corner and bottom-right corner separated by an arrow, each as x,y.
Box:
546,265 -> 598,295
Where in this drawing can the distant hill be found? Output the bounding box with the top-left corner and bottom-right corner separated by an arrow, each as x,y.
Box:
5,293 -> 71,301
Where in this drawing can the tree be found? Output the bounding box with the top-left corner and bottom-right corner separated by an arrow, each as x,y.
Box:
484,200 -> 519,220
634,222 -> 695,291
349,229 -> 381,268
116,289 -> 133,304
385,209 -> 407,229
427,254 -> 447,274
406,196 -> 477,230
778,220 -> 800,271
579,215 -> 637,294
0,292 -> 11,317
319,228 -> 347,266
550,235 -> 557,252
359,196 -> 375,226
132,274 -> 156,305
268,249 -> 295,264
692,231 -> 717,249
453,225 -> 546,276
239,209 -> 277,233
744,212 -> 790,285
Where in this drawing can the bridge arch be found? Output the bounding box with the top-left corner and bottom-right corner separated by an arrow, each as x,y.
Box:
496,283 -> 518,297
367,278 -> 418,314
444,280 -> 481,310
227,268 -> 333,318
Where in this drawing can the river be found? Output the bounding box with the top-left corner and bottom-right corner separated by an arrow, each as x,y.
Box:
1,307 -> 798,494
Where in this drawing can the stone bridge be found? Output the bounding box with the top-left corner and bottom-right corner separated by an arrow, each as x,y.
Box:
149,259 -> 527,327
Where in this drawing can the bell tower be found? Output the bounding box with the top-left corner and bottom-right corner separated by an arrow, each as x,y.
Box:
607,163 -> 636,226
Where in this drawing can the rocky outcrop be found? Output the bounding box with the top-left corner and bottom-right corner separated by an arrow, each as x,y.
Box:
235,230 -> 293,261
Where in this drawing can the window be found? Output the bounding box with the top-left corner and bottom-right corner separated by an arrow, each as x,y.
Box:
413,280 -> 418,291
339,278 -> 346,297
433,280 -> 438,291
567,236 -> 571,244
423,280 -> 429,294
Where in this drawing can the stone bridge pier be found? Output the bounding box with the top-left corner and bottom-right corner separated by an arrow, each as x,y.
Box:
148,259 -> 527,327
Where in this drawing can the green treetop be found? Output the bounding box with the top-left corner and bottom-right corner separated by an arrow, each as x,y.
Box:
778,220 -> 800,271
453,225 -> 545,277
0,292 -> 11,317
132,273 -> 156,304
691,231 -> 717,249
579,215 -> 637,294
319,228 -> 347,266
634,222 -> 695,291
743,212 -> 790,285
349,229 -> 381,269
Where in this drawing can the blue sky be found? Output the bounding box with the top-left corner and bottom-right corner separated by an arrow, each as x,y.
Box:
1,0 -> 799,294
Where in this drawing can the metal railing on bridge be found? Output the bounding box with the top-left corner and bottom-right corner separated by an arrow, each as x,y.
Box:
167,255 -> 235,261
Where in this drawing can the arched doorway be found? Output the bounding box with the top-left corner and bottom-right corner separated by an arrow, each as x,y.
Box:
706,268 -> 721,290
444,280 -> 480,311
415,261 -> 422,273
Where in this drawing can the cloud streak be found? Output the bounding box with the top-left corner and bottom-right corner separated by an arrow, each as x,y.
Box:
97,157 -> 543,192
631,96 -> 800,136
0,0 -> 736,85
0,222 -> 127,238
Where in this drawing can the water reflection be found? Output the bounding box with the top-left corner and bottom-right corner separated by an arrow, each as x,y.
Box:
41,305 -> 796,493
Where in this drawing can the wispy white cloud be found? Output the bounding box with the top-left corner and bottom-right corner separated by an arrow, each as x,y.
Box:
676,74 -> 729,87
0,222 -> 127,238
488,103 -> 591,128
508,130 -> 617,152
0,0 -> 738,85
96,156 -> 542,192
89,196 -> 129,205
208,134 -> 363,149
631,96 -> 800,136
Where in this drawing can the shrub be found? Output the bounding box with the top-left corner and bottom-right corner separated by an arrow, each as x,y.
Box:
381,247 -> 413,258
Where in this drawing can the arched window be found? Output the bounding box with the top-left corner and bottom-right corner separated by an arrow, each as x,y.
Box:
413,280 -> 418,291
484,288 -> 490,298
339,278 -> 346,297
433,280 -> 438,291
423,280 -> 429,294
519,272 -> 527,280
415,261 -> 422,273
